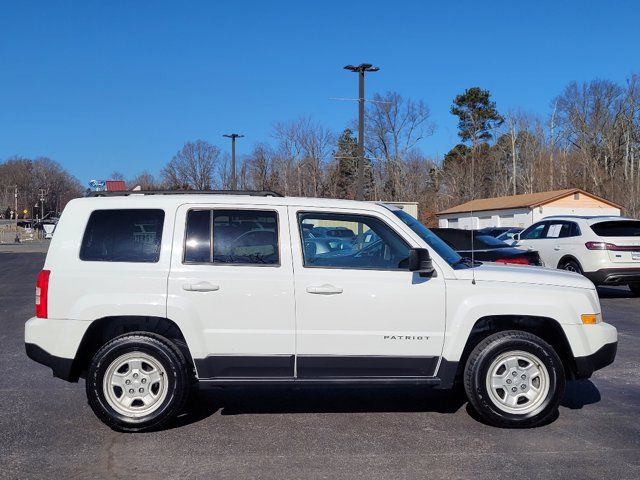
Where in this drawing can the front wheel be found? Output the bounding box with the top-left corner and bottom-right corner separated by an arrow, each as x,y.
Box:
86,333 -> 192,432
464,330 -> 565,428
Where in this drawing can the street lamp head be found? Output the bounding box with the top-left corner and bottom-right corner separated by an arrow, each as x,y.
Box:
344,63 -> 380,73
223,133 -> 245,139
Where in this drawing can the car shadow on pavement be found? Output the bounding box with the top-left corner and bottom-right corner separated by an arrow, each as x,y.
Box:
561,379 -> 601,409
597,286 -> 634,298
168,380 -> 601,430
168,385 -> 468,429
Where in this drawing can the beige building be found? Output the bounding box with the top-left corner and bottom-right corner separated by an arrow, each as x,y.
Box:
437,189 -> 622,230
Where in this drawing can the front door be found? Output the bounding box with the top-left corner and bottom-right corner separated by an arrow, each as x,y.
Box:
289,207 -> 446,378
167,204 -> 296,379
516,221 -> 553,265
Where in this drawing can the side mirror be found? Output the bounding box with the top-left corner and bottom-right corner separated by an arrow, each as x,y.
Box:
513,233 -> 521,241
408,248 -> 435,277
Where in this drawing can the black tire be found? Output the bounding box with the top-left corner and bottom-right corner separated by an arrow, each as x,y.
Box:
629,283 -> 640,297
559,259 -> 583,274
464,330 -> 565,428
86,333 -> 192,432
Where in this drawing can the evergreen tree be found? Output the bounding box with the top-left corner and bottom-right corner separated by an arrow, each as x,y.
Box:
331,129 -> 374,199
450,87 -> 504,144
450,87 -> 504,197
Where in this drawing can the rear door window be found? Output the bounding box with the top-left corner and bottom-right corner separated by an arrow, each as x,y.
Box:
184,209 -> 280,265
80,209 -> 165,262
590,221 -> 640,237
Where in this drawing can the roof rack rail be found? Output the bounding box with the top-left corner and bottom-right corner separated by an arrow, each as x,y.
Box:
86,189 -> 283,198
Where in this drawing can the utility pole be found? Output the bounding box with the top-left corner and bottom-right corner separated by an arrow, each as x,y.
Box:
38,188 -> 46,221
13,185 -> 19,243
344,63 -> 379,200
223,133 -> 244,190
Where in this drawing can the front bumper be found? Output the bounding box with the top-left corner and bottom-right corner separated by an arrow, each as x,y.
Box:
585,268 -> 640,286
573,341 -> 617,379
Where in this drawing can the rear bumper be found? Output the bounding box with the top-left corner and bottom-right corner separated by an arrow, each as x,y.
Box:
24,316 -> 92,382
573,341 -> 617,379
25,343 -> 76,381
584,268 -> 640,286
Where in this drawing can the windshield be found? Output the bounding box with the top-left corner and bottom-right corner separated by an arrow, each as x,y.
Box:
392,210 -> 464,266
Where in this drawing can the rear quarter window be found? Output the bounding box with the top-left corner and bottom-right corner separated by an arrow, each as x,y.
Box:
590,221 -> 640,237
80,209 -> 165,262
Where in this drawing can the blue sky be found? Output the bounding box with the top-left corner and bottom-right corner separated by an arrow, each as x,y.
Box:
1,0 -> 639,184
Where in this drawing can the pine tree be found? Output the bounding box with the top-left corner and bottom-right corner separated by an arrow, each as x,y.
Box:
331,128 -> 373,199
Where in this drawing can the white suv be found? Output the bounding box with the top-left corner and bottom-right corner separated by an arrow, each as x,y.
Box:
25,192 -> 617,431
514,216 -> 640,295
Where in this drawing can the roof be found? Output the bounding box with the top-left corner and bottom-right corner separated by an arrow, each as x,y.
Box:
543,215 -> 634,225
72,193 -> 392,213
105,180 -> 126,191
437,188 -> 623,216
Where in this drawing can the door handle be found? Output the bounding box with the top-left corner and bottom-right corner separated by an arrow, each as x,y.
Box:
554,245 -> 561,251
306,284 -> 343,295
182,282 -> 220,292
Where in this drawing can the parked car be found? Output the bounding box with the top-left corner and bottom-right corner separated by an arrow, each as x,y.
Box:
513,216 -> 640,295
309,226 -> 356,240
303,237 -> 354,258
496,228 -> 523,243
431,228 -> 542,266
25,192 -> 616,432
478,227 -> 513,237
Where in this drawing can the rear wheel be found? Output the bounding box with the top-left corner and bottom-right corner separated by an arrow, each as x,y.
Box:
86,333 -> 192,432
629,283 -> 640,297
464,330 -> 565,428
560,259 -> 583,274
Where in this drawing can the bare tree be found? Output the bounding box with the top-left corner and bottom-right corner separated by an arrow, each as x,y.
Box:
272,117 -> 334,197
365,91 -> 435,199
162,140 -> 220,190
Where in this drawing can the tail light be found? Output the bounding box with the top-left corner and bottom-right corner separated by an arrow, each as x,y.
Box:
35,270 -> 50,318
585,242 -> 637,251
495,257 -> 530,265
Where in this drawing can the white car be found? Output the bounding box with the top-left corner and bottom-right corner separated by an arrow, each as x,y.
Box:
513,216 -> 640,295
25,192 -> 617,431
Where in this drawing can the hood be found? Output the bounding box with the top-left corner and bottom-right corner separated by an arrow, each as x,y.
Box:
454,263 -> 595,290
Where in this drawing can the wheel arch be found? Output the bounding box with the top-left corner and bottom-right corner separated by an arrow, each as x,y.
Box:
437,315 -> 578,388
70,316 -> 195,381
557,254 -> 583,270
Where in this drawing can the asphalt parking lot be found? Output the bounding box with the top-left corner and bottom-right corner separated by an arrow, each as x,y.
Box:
1,252 -> 639,480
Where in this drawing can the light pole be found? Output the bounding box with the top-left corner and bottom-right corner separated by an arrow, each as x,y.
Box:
343,63 -> 379,200
223,133 -> 244,190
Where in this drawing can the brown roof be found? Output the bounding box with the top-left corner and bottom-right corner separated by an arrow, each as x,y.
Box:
106,180 -> 126,192
437,188 -> 623,216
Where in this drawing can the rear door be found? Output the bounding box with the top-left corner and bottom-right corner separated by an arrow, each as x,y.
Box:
167,203 -> 296,379
289,207 -> 446,379
590,220 -> 640,264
